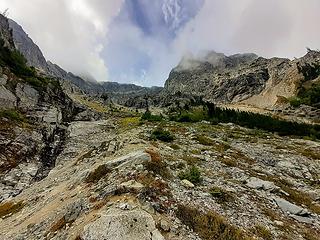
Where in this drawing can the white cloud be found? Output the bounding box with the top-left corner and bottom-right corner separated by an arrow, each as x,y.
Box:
173,0 -> 320,59
1,0 -> 319,86
0,0 -> 123,81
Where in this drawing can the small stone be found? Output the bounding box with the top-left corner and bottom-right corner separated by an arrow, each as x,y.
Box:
120,180 -> 144,191
181,179 -> 195,188
159,219 -> 170,232
118,203 -> 134,210
274,220 -> 284,226
136,164 -> 144,171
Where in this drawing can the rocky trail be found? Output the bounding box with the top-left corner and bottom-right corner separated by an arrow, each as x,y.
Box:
0,112 -> 319,240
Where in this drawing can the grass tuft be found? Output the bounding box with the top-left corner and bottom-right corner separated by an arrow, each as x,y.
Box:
176,204 -> 250,240
0,200 -> 25,218
150,127 -> 174,142
178,166 -> 201,184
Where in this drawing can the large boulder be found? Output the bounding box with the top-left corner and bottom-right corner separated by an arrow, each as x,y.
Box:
0,85 -> 16,109
16,83 -> 39,110
274,197 -> 310,216
81,208 -> 164,240
246,177 -> 279,192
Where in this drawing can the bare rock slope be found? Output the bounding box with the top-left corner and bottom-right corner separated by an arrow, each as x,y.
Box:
164,51 -> 320,109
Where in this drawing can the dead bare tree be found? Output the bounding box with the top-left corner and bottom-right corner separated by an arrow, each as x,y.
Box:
2,8 -> 9,17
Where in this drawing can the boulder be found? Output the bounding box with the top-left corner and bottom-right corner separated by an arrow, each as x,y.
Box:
15,83 -> 39,110
81,208 -> 164,240
246,177 -> 279,191
105,150 -> 151,169
0,85 -> 16,109
274,197 -> 310,216
120,180 -> 144,191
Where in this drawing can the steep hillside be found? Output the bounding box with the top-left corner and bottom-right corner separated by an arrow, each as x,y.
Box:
0,13 -> 84,202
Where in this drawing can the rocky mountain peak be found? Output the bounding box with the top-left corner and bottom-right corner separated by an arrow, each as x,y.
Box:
174,51 -> 259,73
8,19 -> 49,72
164,49 -> 319,109
0,14 -> 14,49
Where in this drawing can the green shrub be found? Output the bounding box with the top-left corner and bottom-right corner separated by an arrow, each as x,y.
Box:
151,128 -> 174,142
194,135 -> 214,146
0,110 -> 26,122
169,108 -> 208,123
209,187 -> 235,203
0,39 -> 36,78
170,103 -> 320,140
298,84 -> 320,108
25,77 -> 49,90
141,110 -> 163,122
289,97 -> 302,108
178,166 -> 201,184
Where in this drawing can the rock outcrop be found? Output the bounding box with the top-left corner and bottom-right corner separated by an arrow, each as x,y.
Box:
81,208 -> 164,240
163,50 -> 320,109
0,14 -> 82,200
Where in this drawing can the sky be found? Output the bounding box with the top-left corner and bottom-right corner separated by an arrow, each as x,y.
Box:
0,0 -> 319,86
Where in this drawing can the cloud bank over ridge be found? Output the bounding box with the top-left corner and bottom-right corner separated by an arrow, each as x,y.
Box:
1,0 -> 320,86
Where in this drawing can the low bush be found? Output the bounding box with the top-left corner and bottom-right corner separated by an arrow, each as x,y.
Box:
0,201 -> 25,218
194,135 -> 215,146
0,110 -> 26,122
141,110 -> 163,122
176,204 -> 249,240
0,38 -> 56,91
289,83 -> 320,109
0,39 -> 35,78
209,187 -> 235,203
150,127 -> 174,142
144,148 -> 170,178
289,97 -> 302,108
252,225 -> 273,240
178,166 -> 201,184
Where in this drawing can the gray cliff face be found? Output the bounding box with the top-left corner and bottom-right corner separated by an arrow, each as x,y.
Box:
0,14 -> 14,49
163,51 -> 320,107
0,14 -> 82,200
164,52 -> 270,103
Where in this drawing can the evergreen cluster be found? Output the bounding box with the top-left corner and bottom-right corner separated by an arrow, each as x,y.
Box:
0,38 -> 59,91
169,102 -> 320,140
289,83 -> 320,109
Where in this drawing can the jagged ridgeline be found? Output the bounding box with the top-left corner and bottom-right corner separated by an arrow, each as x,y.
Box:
164,50 -> 320,111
